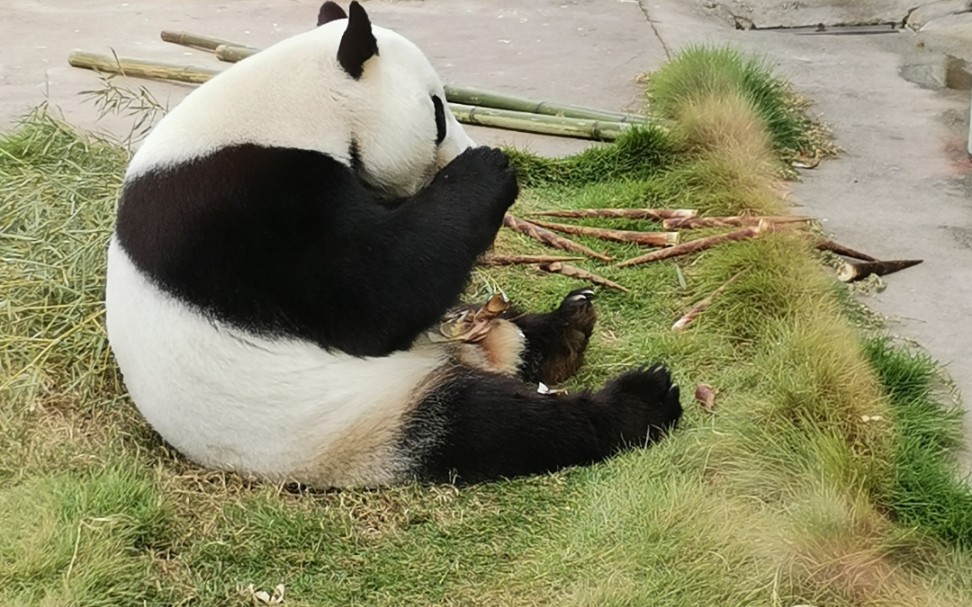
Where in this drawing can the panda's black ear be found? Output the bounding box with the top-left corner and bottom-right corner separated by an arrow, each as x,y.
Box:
318,2 -> 347,26
337,1 -> 378,79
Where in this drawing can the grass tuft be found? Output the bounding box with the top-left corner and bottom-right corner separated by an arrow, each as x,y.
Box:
648,45 -> 829,160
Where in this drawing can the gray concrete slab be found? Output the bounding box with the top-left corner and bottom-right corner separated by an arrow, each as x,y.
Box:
3,0 -> 971,467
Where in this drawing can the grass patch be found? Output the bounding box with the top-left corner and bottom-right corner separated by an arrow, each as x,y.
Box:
2,46 -> 971,605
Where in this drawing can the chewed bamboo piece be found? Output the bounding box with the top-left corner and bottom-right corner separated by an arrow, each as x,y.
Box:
527,218 -> 679,247
815,239 -> 877,262
662,215 -> 811,230
617,222 -> 769,268
672,271 -> 745,331
538,262 -> 630,293
837,259 -> 922,283
530,208 -> 697,221
478,254 -> 584,266
502,215 -> 613,262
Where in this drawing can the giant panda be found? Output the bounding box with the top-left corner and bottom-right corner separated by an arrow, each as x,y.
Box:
105,1 -> 682,488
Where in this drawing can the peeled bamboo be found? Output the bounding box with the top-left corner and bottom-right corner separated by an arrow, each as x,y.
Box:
662,215 -> 811,230
451,104 -> 628,141
530,208 -> 697,221
503,215 -> 613,262
538,262 -> 630,293
160,30 -> 258,53
671,271 -> 745,330
478,254 -> 583,266
67,51 -> 220,84
617,222 -> 768,268
527,218 -> 679,247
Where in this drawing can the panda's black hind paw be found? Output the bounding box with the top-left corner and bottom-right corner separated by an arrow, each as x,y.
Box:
596,363 -> 682,448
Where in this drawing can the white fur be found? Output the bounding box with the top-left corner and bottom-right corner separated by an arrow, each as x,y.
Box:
127,20 -> 474,199
106,240 -> 449,486
108,14 -> 482,485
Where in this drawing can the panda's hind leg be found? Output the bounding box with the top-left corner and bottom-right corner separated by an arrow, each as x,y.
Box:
509,287 -> 597,385
405,363 -> 682,483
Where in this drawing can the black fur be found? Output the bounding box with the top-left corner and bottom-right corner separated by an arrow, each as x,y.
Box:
116,144 -> 517,357
337,1 -> 378,79
432,95 -> 447,145
318,1 -> 347,25
405,364 -> 683,483
510,287 -> 596,385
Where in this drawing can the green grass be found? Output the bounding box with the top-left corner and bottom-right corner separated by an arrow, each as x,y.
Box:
2,46 -> 972,606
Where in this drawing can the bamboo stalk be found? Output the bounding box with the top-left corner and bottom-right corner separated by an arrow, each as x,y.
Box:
478,254 -> 584,266
671,271 -> 745,330
815,239 -> 877,262
662,215 -> 811,230
617,222 -> 768,268
215,44 -> 257,63
444,85 -> 647,124
538,262 -> 630,293
206,42 -> 649,124
160,31 -> 258,53
837,259 -> 922,283
67,51 -> 220,84
502,215 -> 613,262
530,208 -> 697,221
527,218 -> 679,247
451,104 -> 629,141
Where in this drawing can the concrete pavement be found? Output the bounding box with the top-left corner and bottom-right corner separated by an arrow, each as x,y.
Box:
3,0 -> 971,468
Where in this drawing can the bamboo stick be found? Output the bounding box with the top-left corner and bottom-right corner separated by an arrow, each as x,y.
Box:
502,215 -> 613,262
67,51 -> 220,84
215,44 -> 257,63
617,222 -> 768,268
837,259 -> 922,283
671,271 -> 745,330
160,30 -> 258,53
538,262 -> 630,293
527,218 -> 679,247
662,215 -> 811,230
815,239 -> 877,262
530,208 -> 697,221
450,104 -> 628,141
478,254 -> 584,266
205,42 -> 650,124
444,85 -> 647,124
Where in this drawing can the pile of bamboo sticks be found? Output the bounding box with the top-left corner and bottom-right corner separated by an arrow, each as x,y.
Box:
67,30 -> 660,142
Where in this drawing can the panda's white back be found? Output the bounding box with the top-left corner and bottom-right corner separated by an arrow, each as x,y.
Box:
106,9 -> 466,486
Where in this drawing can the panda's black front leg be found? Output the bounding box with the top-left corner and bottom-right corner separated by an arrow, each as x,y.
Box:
507,288 -> 597,385
405,364 -> 682,483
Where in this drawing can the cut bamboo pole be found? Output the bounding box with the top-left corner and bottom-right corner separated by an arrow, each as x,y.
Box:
530,208 -> 697,221
478,254 -> 584,266
67,51 -> 220,84
444,85 -> 646,124
662,215 -> 811,230
671,271 -> 745,330
215,44 -> 257,63
205,41 -> 650,124
160,30 -> 258,53
451,104 -> 628,141
527,218 -> 679,247
815,239 -> 877,262
538,262 -> 630,293
502,215 -> 613,262
837,259 -> 922,283
617,222 -> 769,268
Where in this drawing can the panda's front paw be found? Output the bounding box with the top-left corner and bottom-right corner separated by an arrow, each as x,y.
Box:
439,146 -> 518,212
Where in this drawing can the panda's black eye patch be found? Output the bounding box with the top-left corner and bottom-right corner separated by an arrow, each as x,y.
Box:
431,94 -> 446,145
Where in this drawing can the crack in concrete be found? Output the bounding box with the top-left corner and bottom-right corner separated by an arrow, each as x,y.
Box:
637,1 -> 672,60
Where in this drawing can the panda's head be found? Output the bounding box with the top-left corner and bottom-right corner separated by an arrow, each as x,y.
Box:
129,1 -> 474,200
